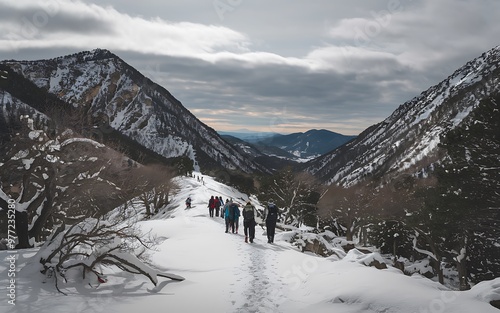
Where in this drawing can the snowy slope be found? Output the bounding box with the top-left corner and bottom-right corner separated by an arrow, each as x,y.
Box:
1,174 -> 499,313
306,45 -> 500,186
2,49 -> 267,174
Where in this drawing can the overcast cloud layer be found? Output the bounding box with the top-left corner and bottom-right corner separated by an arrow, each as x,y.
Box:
1,0 -> 499,135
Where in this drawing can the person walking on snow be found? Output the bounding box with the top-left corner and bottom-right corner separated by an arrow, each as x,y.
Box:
215,196 -> 221,217
208,196 -> 215,217
232,202 -> 241,234
242,201 -> 257,243
263,199 -> 279,243
222,198 -> 229,219
224,199 -> 233,233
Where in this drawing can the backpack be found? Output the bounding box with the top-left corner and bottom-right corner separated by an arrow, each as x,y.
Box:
267,204 -> 278,221
227,204 -> 234,219
230,203 -> 239,219
242,205 -> 255,220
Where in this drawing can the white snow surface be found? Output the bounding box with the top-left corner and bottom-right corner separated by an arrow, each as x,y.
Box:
1,174 -> 499,313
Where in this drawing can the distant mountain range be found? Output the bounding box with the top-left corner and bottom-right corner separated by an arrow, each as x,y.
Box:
217,130 -> 280,143
220,129 -> 356,162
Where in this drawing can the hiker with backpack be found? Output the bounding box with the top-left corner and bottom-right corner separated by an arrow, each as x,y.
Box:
222,198 -> 229,219
185,197 -> 192,209
242,201 -> 257,243
224,199 -> 234,233
233,202 -> 241,234
224,200 -> 240,233
263,199 -> 280,243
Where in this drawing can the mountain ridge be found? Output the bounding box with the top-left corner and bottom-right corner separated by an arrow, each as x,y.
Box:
256,129 -> 356,159
221,129 -> 356,162
2,49 -> 269,175
304,45 -> 500,186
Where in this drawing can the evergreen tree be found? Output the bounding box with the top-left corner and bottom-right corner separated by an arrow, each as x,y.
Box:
410,96 -> 500,288
318,182 -> 375,242
436,96 -> 500,285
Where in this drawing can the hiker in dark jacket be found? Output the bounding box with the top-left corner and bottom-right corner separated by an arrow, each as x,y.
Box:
208,196 -> 215,217
242,201 -> 257,243
263,199 -> 279,243
215,197 -> 221,217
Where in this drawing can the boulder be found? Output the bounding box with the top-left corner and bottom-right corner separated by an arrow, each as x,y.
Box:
344,249 -> 388,270
367,258 -> 387,270
342,243 -> 355,252
490,300 -> 500,309
302,238 -> 330,257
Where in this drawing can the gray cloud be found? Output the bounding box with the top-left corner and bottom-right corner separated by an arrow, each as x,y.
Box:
118,52 -> 412,134
0,2 -> 115,38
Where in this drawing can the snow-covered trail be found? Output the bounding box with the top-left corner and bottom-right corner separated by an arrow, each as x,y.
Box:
147,174 -> 292,313
1,173 -> 499,313
81,173 -> 292,313
231,235 -> 287,313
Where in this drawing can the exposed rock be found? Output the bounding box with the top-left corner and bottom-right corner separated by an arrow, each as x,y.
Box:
490,300 -> 500,309
368,259 -> 387,270
342,243 -> 355,252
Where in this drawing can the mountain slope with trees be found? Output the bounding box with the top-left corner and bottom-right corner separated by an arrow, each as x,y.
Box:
313,46 -> 500,289
2,49 -> 268,175
305,45 -> 500,187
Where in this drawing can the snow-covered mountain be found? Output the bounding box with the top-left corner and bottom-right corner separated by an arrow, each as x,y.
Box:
255,129 -> 356,160
221,134 -> 299,170
221,129 -> 356,168
2,49 -> 268,174
305,45 -> 500,186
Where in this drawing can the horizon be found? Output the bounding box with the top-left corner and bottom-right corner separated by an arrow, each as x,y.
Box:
216,127 -> 358,136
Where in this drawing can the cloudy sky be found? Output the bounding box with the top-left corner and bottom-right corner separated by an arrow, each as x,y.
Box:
1,0 -> 499,135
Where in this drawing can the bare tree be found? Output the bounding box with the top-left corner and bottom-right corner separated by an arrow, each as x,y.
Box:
0,113 -> 178,248
135,163 -> 179,217
0,117 -> 57,247
35,214 -> 183,294
259,167 -> 321,227
317,182 -> 374,242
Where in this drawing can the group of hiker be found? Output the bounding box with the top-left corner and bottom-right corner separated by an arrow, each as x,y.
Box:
207,196 -> 280,244
207,195 -> 225,217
